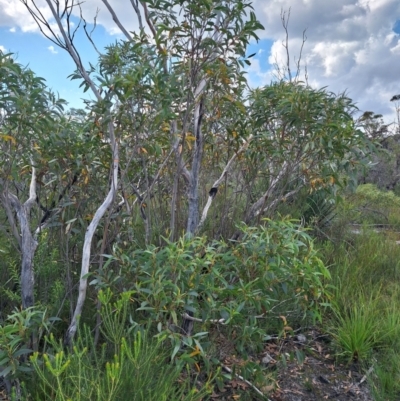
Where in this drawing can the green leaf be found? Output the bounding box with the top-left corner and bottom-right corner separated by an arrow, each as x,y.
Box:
0,365 -> 13,377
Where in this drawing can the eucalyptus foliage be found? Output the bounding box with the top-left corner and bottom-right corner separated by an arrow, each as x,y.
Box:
91,220 -> 330,356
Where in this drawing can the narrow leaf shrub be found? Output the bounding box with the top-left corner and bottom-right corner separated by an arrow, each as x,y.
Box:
91,219 -> 331,355
29,327 -> 207,401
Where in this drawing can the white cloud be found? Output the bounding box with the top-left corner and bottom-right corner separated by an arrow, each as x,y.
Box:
0,45 -> 6,53
252,0 -> 400,122
246,58 -> 274,87
9,27 -> 16,32
75,0 -> 138,36
0,0 -> 52,33
0,0 -> 136,37
48,45 -> 57,54
1,0 -> 399,124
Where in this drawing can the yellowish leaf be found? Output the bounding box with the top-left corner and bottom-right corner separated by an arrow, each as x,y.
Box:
189,346 -> 201,357
0,134 -> 16,144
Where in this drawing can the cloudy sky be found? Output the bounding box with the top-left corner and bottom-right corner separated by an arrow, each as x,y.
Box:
1,0 -> 399,124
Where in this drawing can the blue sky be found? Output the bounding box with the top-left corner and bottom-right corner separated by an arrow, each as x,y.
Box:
0,23 -> 274,110
1,0 -> 400,125
0,20 -> 117,108
394,19 -> 400,34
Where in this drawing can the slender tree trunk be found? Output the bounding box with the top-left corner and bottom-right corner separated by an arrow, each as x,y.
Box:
197,135 -> 253,232
19,208 -> 38,309
181,97 -> 204,336
3,162 -> 38,309
65,123 -> 119,346
186,97 -> 205,236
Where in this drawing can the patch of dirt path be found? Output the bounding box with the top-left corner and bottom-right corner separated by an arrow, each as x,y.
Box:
266,329 -> 373,401
207,327 -> 374,400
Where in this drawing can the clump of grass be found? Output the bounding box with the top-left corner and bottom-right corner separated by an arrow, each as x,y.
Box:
330,294 -> 384,364
321,189 -> 400,400
372,303 -> 400,399
371,353 -> 400,401
326,263 -> 400,399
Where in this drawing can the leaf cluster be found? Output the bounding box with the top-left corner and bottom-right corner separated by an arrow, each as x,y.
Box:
91,220 -> 330,357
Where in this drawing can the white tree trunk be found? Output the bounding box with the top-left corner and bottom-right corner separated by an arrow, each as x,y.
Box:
65,122 -> 119,346
4,162 -> 38,309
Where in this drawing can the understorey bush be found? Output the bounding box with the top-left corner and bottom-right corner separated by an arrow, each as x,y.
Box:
90,218 -> 331,357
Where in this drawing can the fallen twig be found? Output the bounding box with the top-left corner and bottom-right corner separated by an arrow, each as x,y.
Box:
222,364 -> 271,400
182,312 -> 227,324
359,365 -> 374,385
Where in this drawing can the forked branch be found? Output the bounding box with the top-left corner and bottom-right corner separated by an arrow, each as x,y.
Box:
197,134 -> 253,231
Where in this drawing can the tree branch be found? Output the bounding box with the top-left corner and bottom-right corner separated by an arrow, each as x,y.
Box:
100,0 -> 132,41
24,160 -> 37,210
197,135 -> 253,231
130,0 -> 143,32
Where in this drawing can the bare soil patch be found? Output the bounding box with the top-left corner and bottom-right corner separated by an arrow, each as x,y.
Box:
210,328 -> 374,400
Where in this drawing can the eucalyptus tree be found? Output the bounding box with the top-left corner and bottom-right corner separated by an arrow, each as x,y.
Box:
0,51 -> 68,309
19,0 -> 372,343
238,82 -> 370,226
95,0 -> 263,239
97,0 -> 263,335
20,0 -> 123,344
21,0 -> 263,339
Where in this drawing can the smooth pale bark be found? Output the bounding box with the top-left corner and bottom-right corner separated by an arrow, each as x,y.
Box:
65,122 -> 118,346
20,0 -> 122,345
100,0 -> 132,41
197,135 -> 253,231
178,95 -> 205,334
244,161 -> 289,225
185,14 -> 223,236
4,163 -> 38,309
2,162 -> 82,310
186,97 -> 204,235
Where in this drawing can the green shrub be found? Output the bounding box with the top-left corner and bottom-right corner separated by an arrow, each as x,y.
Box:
91,219 -> 331,356
0,307 -> 55,379
346,184 -> 400,226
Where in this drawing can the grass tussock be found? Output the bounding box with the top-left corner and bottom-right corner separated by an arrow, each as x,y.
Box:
321,185 -> 400,399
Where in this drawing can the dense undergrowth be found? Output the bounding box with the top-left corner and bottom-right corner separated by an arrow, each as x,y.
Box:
3,184 -> 400,399
2,184 -> 400,400
1,219 -> 331,400
4,0 -> 399,397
